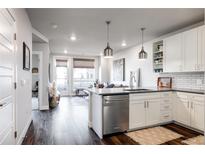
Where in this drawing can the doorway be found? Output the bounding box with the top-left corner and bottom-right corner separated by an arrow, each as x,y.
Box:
32,52 -> 43,110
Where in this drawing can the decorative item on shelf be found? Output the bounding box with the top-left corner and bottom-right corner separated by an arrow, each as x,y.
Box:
32,67 -> 38,73
157,77 -> 172,88
138,27 -> 147,59
153,40 -> 163,73
23,42 -> 30,71
104,21 -> 113,58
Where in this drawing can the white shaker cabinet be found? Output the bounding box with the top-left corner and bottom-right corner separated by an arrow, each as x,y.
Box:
163,25 -> 205,72
129,100 -> 146,129
197,25 -> 205,71
175,95 -> 190,126
146,99 -> 161,125
164,33 -> 182,72
129,93 -> 164,130
190,95 -> 204,131
175,92 -> 204,131
182,28 -> 198,72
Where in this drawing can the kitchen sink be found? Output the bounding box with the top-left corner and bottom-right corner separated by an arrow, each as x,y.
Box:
123,88 -> 152,92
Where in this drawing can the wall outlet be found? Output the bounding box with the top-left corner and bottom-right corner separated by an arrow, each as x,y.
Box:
196,79 -> 203,85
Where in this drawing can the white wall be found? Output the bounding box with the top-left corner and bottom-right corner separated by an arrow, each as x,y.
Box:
12,8 -> 33,144
33,43 -> 50,110
111,41 -> 158,87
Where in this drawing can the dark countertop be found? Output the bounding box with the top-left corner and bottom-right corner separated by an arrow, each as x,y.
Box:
87,87 -> 204,95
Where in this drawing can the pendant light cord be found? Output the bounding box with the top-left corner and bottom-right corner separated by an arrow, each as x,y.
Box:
141,28 -> 145,48
106,21 -> 110,46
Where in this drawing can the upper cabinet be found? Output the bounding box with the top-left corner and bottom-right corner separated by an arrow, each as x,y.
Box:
164,33 -> 182,72
162,25 -> 205,73
182,28 -> 198,72
197,25 -> 205,71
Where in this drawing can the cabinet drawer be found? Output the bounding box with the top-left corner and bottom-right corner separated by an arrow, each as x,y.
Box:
160,111 -> 172,122
176,92 -> 188,99
160,103 -> 172,111
191,95 -> 204,102
161,92 -> 172,97
129,93 -> 161,101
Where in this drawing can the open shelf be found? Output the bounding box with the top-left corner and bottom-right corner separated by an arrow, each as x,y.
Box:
153,40 -> 163,73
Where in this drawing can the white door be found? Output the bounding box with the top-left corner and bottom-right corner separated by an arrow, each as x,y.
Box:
197,25 -> 205,71
0,9 -> 15,144
146,99 -> 161,126
164,33 -> 182,72
129,100 -> 146,129
182,28 -> 198,72
190,100 -> 204,131
176,98 -> 190,126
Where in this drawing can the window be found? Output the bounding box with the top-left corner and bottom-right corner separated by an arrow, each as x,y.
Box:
73,58 -> 95,91
56,59 -> 69,95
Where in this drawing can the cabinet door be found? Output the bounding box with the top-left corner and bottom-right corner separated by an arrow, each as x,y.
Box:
176,97 -> 190,126
190,101 -> 204,131
164,33 -> 182,72
129,100 -> 146,129
146,99 -> 161,126
197,25 -> 205,71
182,28 -> 198,71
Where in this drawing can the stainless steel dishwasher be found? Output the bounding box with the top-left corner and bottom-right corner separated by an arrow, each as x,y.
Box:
103,95 -> 129,135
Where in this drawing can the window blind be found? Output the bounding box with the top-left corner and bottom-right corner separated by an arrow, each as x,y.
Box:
73,58 -> 95,68
56,59 -> 68,67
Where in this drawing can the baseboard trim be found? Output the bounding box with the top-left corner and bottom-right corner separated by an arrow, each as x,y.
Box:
16,115 -> 32,145
40,105 -> 49,110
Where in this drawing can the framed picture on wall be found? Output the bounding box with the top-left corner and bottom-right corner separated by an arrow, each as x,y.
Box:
23,42 -> 30,70
113,58 -> 125,81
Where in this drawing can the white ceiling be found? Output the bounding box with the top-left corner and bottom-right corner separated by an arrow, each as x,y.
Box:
27,8 -> 204,56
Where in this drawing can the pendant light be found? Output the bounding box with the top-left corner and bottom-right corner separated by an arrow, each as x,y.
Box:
139,27 -> 147,59
104,21 -> 113,58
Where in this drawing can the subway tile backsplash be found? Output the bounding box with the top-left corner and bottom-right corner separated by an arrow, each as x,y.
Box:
160,72 -> 205,90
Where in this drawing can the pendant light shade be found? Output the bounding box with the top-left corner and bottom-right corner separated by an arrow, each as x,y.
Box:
139,28 -> 147,59
104,21 -> 113,58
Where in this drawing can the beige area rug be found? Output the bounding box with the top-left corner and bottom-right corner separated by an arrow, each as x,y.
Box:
126,126 -> 183,145
182,135 -> 204,145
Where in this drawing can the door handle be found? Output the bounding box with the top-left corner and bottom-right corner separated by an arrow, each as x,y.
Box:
144,101 -> 146,108
147,101 -> 149,108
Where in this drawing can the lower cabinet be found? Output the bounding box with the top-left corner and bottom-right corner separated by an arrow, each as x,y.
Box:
129,92 -> 204,132
129,100 -> 146,129
175,92 -> 204,131
129,93 -> 170,130
146,99 -> 161,126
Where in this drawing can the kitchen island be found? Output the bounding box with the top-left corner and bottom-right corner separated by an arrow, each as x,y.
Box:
88,87 -> 204,139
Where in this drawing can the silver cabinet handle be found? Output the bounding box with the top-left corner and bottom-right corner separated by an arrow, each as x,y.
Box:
144,101 -> 146,108
187,101 -> 189,108
191,102 -> 193,109
147,101 -> 149,108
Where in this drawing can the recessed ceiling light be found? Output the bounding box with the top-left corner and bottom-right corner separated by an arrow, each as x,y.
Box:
70,35 -> 77,41
121,41 -> 127,47
51,24 -> 58,29
64,49 -> 68,54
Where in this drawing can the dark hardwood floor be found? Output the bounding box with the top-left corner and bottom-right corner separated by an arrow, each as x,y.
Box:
22,97 -> 202,145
